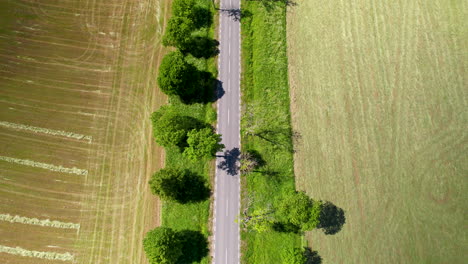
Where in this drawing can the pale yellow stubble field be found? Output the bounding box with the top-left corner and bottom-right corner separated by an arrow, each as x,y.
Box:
0,0 -> 169,263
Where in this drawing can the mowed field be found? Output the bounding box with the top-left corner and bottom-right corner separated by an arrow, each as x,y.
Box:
0,0 -> 169,263
287,1 -> 467,263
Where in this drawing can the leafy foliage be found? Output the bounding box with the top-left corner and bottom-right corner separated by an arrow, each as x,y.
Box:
172,0 -> 196,19
183,127 -> 224,160
162,16 -> 194,49
239,150 -> 263,174
157,51 -> 199,97
240,207 -> 274,232
143,227 -> 182,264
172,0 -> 212,29
151,109 -> 205,149
149,168 -> 210,204
278,192 -> 322,231
282,247 -> 307,264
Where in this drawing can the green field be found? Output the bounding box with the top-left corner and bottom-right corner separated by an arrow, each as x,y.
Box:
0,0 -> 169,263
240,0 -> 302,262
287,0 -> 467,263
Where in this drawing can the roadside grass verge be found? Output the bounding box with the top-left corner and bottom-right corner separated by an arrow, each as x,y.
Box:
157,0 -> 217,263
240,1 -> 301,262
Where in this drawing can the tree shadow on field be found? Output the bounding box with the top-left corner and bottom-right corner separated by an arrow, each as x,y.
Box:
182,36 -> 219,59
177,230 -> 209,263
303,247 -> 322,264
163,170 -> 211,204
251,128 -> 296,153
272,221 -> 301,234
217,147 -> 241,176
317,201 -> 346,235
194,6 -> 213,28
180,71 -> 219,104
248,0 -> 297,12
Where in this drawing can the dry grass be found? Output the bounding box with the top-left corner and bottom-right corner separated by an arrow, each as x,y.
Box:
0,0 -> 170,263
287,0 -> 467,263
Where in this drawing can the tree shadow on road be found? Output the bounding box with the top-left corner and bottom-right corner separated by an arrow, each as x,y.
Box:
217,147 -> 241,176
220,8 -> 252,21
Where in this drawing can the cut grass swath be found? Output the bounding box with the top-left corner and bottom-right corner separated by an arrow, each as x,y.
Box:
0,121 -> 92,143
0,214 -> 80,230
0,245 -> 74,262
0,156 -> 88,176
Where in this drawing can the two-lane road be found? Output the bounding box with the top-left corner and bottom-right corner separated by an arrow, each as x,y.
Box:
213,0 -> 241,262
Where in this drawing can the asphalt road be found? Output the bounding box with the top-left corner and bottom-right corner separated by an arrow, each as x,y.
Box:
213,0 -> 241,263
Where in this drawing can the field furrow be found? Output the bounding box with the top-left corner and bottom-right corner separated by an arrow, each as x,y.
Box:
0,0 -> 168,263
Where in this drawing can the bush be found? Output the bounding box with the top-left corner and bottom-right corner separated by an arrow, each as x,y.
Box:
183,127 -> 224,160
157,51 -> 199,97
151,109 -> 205,149
278,191 -> 322,231
282,248 -> 306,264
162,16 -> 195,49
143,227 -> 182,264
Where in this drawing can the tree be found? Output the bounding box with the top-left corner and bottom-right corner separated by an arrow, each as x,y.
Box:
282,247 -> 306,264
183,128 -> 224,160
278,191 -> 322,231
172,0 -> 196,20
150,110 -> 205,149
162,16 -> 194,49
239,151 -> 261,174
172,0 -> 212,29
157,51 -> 198,97
240,207 -> 274,232
149,168 -> 210,203
143,227 -> 182,264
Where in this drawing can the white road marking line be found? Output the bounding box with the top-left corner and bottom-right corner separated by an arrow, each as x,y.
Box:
226,198 -> 229,217
227,109 -> 230,124
226,248 -> 228,264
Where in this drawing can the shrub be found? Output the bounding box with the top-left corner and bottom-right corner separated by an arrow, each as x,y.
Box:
157,51 -> 199,97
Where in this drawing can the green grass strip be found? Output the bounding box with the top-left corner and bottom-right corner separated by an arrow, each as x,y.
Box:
240,0 -> 301,263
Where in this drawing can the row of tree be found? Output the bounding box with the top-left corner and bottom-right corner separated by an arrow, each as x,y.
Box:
144,0 -> 217,263
158,0 -> 218,103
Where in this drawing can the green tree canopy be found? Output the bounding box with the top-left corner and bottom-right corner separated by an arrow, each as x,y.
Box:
172,0 -> 196,20
157,51 -> 198,97
162,16 -> 194,49
183,127 -> 224,160
278,191 -> 322,231
151,109 -> 205,149
143,227 -> 182,264
149,168 -> 210,203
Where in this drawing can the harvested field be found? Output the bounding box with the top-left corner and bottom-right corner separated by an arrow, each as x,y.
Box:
287,0 -> 467,263
0,0 -> 169,263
